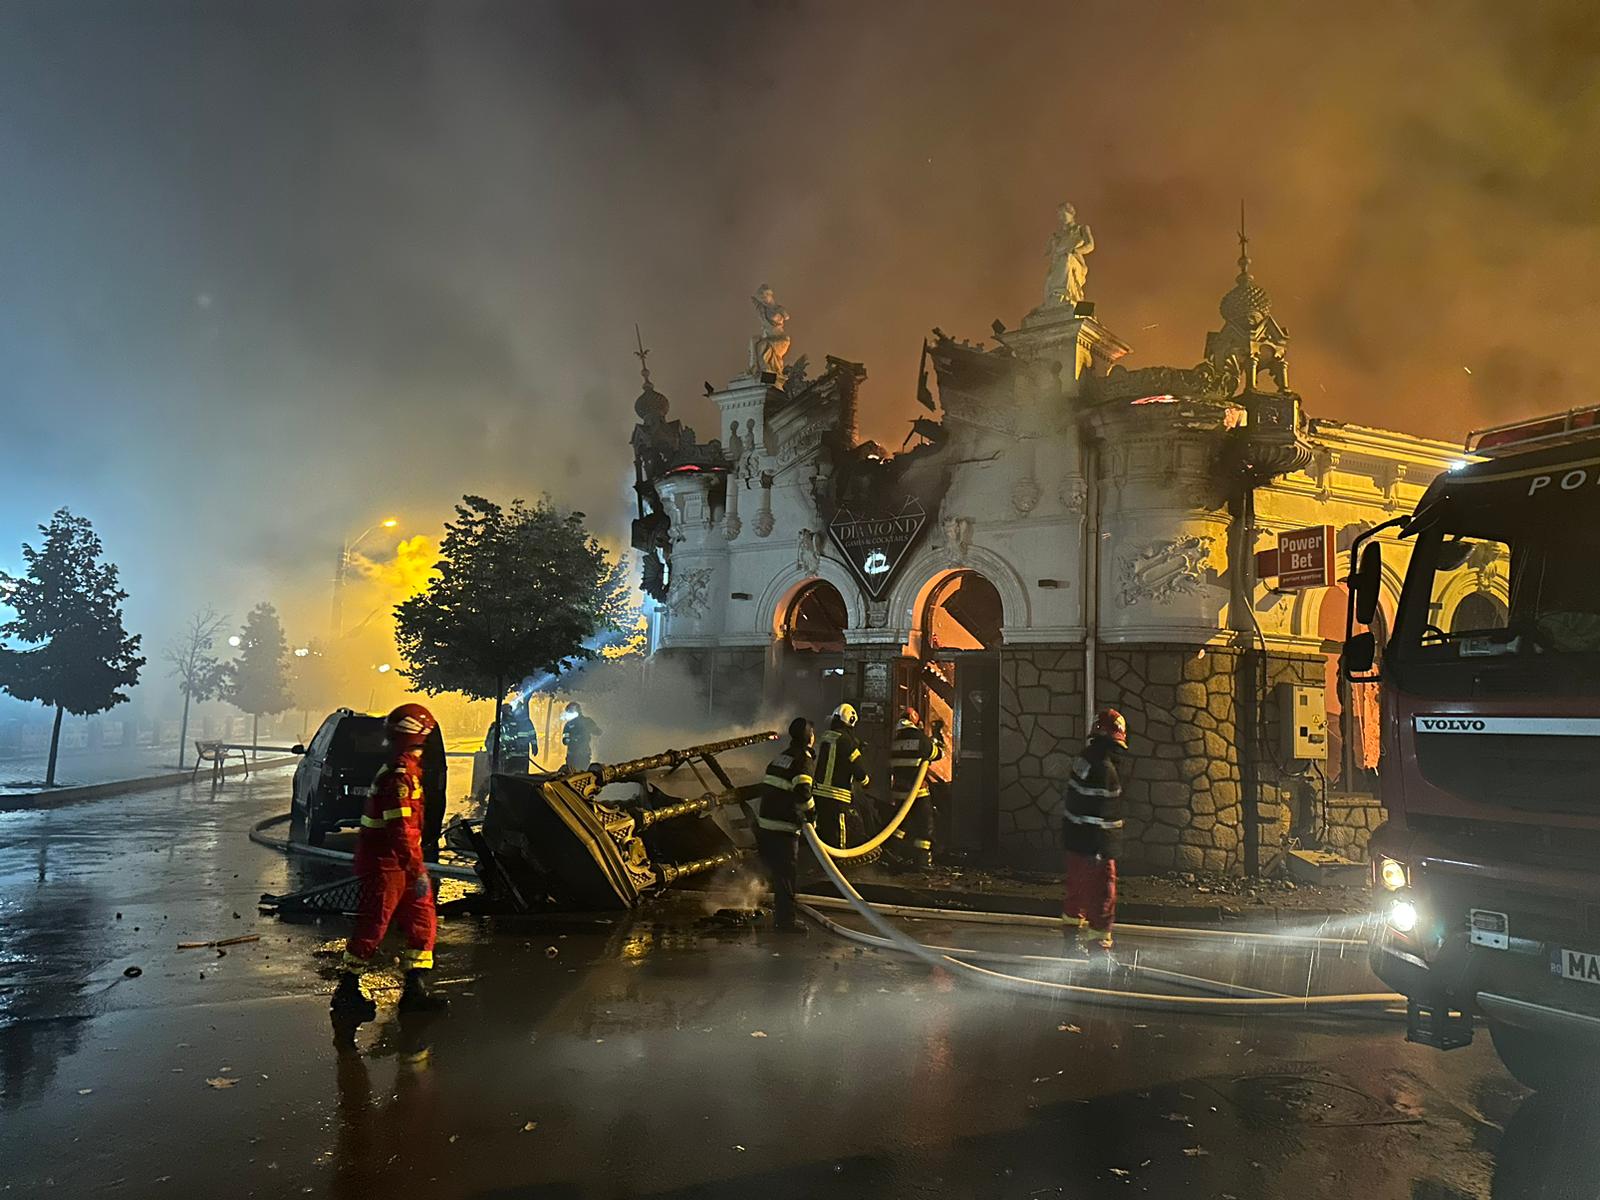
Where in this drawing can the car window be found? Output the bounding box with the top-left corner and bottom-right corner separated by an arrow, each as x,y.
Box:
307,715 -> 340,759
333,718 -> 387,757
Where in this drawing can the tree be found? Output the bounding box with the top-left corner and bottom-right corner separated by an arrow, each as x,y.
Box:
394,495 -> 628,773
223,602 -> 294,758
165,608 -> 228,769
0,508 -> 145,787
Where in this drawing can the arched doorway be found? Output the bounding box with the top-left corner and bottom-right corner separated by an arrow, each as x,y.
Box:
1449,590 -> 1508,634
776,579 -> 849,719
1318,585 -> 1386,792
908,571 -> 1003,856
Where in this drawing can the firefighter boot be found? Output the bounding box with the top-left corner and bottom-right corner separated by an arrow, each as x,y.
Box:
330,971 -> 376,1022
398,969 -> 449,1014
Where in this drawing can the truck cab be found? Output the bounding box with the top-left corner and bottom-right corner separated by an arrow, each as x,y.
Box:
1346,408 -> 1600,1089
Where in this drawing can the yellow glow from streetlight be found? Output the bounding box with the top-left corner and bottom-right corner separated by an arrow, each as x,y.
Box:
381,518 -> 398,528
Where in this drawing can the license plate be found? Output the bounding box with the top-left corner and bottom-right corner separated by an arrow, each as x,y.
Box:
1552,947 -> 1600,985
1469,909 -> 1509,950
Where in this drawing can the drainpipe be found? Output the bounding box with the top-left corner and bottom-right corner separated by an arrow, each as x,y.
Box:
1081,439 -> 1100,726
1230,480 -> 1261,877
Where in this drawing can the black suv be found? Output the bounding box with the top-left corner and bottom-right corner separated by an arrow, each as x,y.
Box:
290,709 -> 447,858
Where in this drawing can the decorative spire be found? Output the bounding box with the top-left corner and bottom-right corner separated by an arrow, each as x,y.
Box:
1236,199 -> 1251,280
633,324 -> 653,388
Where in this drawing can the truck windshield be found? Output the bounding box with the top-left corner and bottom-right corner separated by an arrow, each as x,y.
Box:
1392,458 -> 1600,693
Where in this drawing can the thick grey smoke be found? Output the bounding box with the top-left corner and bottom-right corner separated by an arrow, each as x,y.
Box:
2,0 -> 1597,715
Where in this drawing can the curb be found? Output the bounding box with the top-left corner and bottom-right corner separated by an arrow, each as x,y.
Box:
0,756 -> 298,813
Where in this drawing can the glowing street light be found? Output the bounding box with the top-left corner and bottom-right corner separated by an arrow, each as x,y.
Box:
331,516 -> 401,637
228,635 -> 242,648
376,663 -> 392,674
294,647 -> 311,658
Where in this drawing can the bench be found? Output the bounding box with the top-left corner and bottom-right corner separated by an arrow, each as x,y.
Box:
193,741 -> 249,786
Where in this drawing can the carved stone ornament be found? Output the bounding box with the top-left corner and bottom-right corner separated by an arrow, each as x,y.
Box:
796,528 -> 822,575
1010,477 -> 1041,516
1119,535 -> 1215,606
665,567 -> 714,620
866,599 -> 890,629
941,515 -> 974,565
1060,478 -> 1087,514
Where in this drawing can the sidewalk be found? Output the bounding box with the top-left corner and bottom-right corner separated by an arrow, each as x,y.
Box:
817,862 -> 1370,926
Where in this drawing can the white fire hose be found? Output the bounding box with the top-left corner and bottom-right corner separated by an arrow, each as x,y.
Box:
801,799 -> 1405,1015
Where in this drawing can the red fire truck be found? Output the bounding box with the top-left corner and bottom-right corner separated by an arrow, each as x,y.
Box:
1346,406 -> 1600,1090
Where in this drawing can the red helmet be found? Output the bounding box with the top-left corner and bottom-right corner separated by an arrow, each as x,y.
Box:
900,707 -> 920,726
1091,707 -> 1128,747
385,702 -> 437,747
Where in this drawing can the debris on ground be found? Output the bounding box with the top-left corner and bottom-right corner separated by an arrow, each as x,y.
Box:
205,1077 -> 237,1089
750,1030 -> 767,1038
177,934 -> 260,950
521,1121 -> 538,1132
122,966 -> 142,978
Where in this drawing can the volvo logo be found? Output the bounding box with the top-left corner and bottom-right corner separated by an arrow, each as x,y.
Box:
1416,717 -> 1487,733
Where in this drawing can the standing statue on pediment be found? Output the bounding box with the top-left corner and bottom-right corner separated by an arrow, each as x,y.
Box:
749,284 -> 792,380
1042,202 -> 1095,308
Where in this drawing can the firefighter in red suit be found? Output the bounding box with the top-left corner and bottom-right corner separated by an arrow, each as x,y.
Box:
1061,708 -> 1127,955
331,703 -> 449,1019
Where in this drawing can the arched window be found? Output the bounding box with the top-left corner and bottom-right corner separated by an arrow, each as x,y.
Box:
1449,590 -> 1508,634
921,571 -> 1003,653
782,580 -> 847,654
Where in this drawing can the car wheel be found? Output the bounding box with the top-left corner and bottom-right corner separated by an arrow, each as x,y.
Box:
1490,1021 -> 1590,1092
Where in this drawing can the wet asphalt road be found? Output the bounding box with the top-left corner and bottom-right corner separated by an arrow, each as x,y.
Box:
1,769 -> 1595,1199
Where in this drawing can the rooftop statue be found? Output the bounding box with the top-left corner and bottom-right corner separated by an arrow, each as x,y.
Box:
749,283 -> 792,380
1042,202 -> 1095,308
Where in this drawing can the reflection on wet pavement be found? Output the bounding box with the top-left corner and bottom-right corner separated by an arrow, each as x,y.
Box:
0,768 -> 1593,1198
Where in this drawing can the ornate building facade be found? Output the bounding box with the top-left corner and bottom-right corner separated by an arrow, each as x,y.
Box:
626,215 -> 1480,874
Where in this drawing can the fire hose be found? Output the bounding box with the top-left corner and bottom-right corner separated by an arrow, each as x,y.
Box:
801,819 -> 1405,1015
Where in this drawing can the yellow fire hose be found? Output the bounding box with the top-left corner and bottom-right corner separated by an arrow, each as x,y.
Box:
802,824 -> 1405,1014
822,759 -> 931,860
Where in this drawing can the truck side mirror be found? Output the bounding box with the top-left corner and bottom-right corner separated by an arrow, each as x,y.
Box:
1354,543 -> 1382,626
1343,631 -> 1376,675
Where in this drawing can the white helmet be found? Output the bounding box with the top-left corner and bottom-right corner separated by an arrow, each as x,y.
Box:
831,703 -> 859,728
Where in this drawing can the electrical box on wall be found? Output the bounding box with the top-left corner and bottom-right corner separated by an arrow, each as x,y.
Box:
1280,684 -> 1328,761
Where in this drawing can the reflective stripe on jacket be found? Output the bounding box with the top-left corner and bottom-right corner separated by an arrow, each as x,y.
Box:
889,722 -> 941,797
1061,737 -> 1124,858
355,755 -> 427,874
757,746 -> 816,834
814,729 -> 869,801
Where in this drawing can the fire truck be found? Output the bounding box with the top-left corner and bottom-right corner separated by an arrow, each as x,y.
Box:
1344,406 -> 1600,1088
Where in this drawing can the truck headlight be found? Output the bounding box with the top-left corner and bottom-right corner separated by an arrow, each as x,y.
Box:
1388,897 -> 1419,934
1378,857 -> 1409,892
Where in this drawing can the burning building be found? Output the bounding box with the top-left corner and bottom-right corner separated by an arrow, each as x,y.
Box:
627,212 -> 1476,875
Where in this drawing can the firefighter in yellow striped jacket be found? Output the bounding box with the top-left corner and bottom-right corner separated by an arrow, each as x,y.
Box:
755,717 -> 817,933
889,707 -> 944,870
813,703 -> 871,851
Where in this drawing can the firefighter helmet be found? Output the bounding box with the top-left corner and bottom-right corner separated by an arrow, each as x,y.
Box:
831,703 -> 859,728
900,707 -> 920,727
385,702 -> 437,746
788,716 -> 815,748
1091,707 -> 1128,747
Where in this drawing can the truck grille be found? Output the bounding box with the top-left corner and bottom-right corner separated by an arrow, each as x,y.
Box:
1415,733 -> 1600,813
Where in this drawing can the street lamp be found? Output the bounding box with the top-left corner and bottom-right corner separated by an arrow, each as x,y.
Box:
368,663 -> 394,710
330,517 -> 399,638
228,635 -> 242,648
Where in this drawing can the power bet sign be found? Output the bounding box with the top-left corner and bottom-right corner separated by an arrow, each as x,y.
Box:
828,498 -> 929,599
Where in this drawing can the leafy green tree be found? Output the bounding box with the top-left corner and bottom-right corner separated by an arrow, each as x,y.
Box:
0,508 -> 145,786
165,607 -> 228,768
395,495 -> 628,772
223,602 -> 294,757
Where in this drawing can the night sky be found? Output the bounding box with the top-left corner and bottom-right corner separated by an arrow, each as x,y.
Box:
3,0 -> 1598,708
